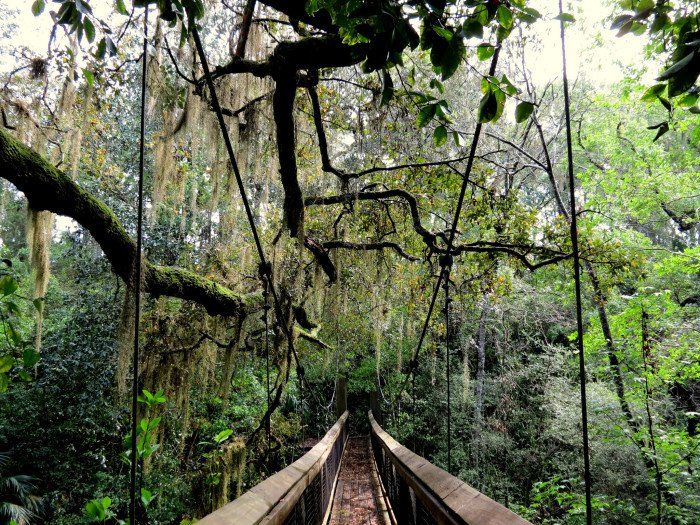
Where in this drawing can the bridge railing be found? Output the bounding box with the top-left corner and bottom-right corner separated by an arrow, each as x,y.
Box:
369,411 -> 532,525
199,411 -> 349,525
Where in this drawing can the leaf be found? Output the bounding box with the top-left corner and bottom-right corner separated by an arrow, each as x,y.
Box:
518,7 -> 541,24
476,43 -> 495,61
616,19 -> 634,37
6,323 -> 21,346
95,38 -> 106,59
640,83 -> 666,101
679,91 -> 699,108
554,13 -> 575,23
83,17 -> 95,43
635,0 -> 654,13
31,0 -> 45,16
462,18 -> 483,39
416,104 -> 437,128
452,131 -> 464,147
82,68 -> 94,88
141,488 -> 155,506
0,356 -> 14,374
433,125 -> 447,147
647,121 -> 669,141
380,70 -> 394,106
657,52 -> 695,81
432,26 -> 453,40
497,5 -> 513,30
440,34 -> 465,80
116,0 -> 129,16
515,101 -> 534,123
33,297 -> 44,314
478,90 -> 498,123
214,429 -> 233,443
611,14 -> 632,30
23,348 -> 40,368
0,374 -> 8,394
0,275 -> 18,297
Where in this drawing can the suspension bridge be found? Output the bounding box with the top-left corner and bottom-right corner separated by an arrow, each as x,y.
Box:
196,401 -> 532,525
121,5 -> 593,524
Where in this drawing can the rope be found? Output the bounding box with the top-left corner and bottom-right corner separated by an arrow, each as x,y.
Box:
558,1 -> 593,522
442,255 -> 452,474
129,6 -> 148,525
397,44 -> 502,404
263,279 -> 271,452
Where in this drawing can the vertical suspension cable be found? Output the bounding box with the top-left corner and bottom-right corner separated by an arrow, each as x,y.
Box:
130,7 -> 148,525
263,278 -> 271,453
397,45 -> 502,404
442,256 -> 452,474
558,1 -> 593,523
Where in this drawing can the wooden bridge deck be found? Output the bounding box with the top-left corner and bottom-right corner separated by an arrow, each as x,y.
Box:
328,436 -> 387,525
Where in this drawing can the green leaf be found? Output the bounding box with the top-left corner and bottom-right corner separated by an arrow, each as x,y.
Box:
33,297 -> 44,314
141,488 -> 155,506
640,83 -> 666,101
440,35 -> 465,80
554,13 -> 575,23
478,90 -> 498,123
433,125 -> 447,147
0,374 -> 8,393
416,104 -> 437,128
635,0 -> 654,13
214,429 -> 233,443
497,5 -> 513,30
95,38 -> 106,59
476,43 -> 495,61
31,0 -> 45,16
462,18 -> 483,39
452,131 -> 464,147
0,275 -> 18,297
679,92 -> 699,108
0,356 -> 14,374
515,101 -> 534,123
82,68 -> 94,88
23,348 -> 40,368
432,26 -> 453,40
657,51 -> 695,81
116,0 -> 129,16
611,14 -> 632,30
647,121 -> 670,141
7,323 -> 20,346
83,17 -> 95,43
518,7 -> 541,24
380,70 -> 394,106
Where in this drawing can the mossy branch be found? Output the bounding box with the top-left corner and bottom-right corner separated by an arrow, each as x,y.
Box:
0,128 -> 251,317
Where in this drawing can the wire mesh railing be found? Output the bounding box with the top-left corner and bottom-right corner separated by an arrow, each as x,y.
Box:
369,411 -> 531,525
198,411 -> 348,525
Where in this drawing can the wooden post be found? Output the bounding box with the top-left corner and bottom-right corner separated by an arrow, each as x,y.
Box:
370,390 -> 381,425
335,378 -> 347,418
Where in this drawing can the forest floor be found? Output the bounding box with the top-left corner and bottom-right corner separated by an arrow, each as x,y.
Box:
328,435 -> 387,525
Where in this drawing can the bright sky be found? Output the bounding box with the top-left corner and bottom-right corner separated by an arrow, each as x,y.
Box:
1,0 -> 651,85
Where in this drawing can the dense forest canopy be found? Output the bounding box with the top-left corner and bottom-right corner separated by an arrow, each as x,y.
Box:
0,0 -> 698,523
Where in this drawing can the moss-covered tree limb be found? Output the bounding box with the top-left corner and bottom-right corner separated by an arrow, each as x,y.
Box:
0,128 -> 251,317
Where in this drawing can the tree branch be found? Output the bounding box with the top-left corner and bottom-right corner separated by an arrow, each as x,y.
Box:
0,129 -> 252,317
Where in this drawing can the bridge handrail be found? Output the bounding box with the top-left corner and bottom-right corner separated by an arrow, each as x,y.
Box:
199,411 -> 349,525
369,411 -> 532,525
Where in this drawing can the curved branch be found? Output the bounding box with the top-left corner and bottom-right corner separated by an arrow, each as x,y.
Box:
305,189 -> 438,248
0,129 -> 252,317
322,240 -> 419,261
